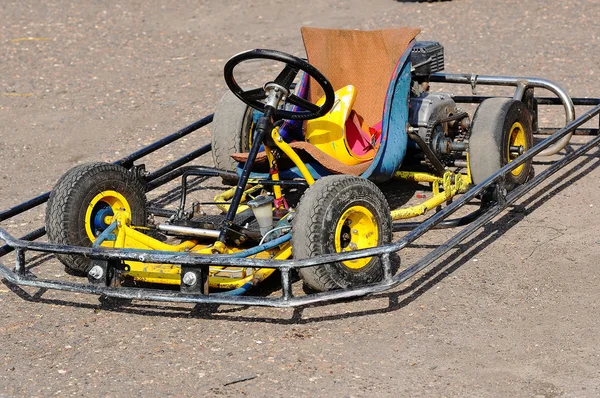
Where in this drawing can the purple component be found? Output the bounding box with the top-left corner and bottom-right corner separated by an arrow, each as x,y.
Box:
278,72 -> 310,142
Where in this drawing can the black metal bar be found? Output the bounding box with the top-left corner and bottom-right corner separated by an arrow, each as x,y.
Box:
381,253 -> 392,281
0,193 -> 50,223
0,227 -> 46,257
254,179 -> 309,188
218,112 -> 274,242
116,114 -> 213,168
176,169 -> 216,218
15,249 -> 25,275
392,206 -> 485,232
0,116 -> 213,223
536,127 -> 599,136
453,96 -> 600,107
535,97 -> 600,106
407,131 -> 446,176
143,144 -> 212,183
147,207 -> 177,218
280,267 -> 292,301
144,166 -> 235,192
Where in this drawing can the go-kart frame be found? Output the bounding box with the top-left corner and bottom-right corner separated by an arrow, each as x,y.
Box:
1,72 -> 599,308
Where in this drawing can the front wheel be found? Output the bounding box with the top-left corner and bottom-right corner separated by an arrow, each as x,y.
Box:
292,175 -> 393,292
210,91 -> 254,183
45,162 -> 147,274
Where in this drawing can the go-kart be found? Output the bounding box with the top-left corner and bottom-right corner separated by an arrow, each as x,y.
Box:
1,27 -> 599,307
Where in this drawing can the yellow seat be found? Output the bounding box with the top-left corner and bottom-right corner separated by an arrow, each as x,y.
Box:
305,85 -> 375,166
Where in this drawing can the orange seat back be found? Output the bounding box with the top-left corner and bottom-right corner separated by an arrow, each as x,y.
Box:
301,27 -> 420,128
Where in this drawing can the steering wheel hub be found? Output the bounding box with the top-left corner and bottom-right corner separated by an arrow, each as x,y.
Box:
264,82 -> 290,108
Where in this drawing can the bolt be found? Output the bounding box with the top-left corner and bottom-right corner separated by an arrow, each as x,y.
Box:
88,265 -> 104,280
345,219 -> 352,226
509,145 -> 525,156
349,243 -> 358,250
352,229 -> 358,235
182,272 -> 197,286
342,233 -> 350,240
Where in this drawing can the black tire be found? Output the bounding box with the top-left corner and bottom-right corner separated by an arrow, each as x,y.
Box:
210,91 -> 253,183
468,98 -> 534,188
293,175 -> 393,292
45,162 -> 147,274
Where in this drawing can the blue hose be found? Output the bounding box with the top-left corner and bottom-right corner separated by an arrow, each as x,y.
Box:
227,233 -> 291,258
214,233 -> 292,296
218,282 -> 254,296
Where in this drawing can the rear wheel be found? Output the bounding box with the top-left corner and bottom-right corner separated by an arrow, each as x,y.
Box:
468,98 -> 534,188
292,175 -> 393,292
45,162 -> 147,274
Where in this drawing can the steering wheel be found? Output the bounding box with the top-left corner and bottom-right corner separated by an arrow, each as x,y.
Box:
223,49 -> 335,121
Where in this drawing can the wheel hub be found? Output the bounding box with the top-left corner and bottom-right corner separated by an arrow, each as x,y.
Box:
334,205 -> 379,269
508,121 -> 527,176
84,190 -> 131,242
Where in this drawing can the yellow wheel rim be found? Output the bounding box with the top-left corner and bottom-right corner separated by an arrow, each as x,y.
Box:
507,121 -> 527,176
334,205 -> 379,269
84,190 -> 131,243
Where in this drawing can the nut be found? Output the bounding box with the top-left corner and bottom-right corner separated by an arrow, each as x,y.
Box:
182,272 -> 197,286
88,265 -> 104,280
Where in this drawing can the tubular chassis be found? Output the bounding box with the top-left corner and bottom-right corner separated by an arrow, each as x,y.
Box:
1,73 -> 599,308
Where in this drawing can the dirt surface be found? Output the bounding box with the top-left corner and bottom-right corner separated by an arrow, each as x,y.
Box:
1,0 -> 600,396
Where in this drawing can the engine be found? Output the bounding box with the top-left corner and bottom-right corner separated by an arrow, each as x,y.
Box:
408,92 -> 471,170
407,42 -> 472,170
409,92 -> 459,143
408,65 -> 470,170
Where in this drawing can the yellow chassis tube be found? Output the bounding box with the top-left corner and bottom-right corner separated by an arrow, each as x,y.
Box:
214,184 -> 263,214
271,127 -> 315,185
391,171 -> 471,220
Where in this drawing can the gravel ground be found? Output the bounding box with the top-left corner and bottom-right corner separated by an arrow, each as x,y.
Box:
1,0 -> 600,396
